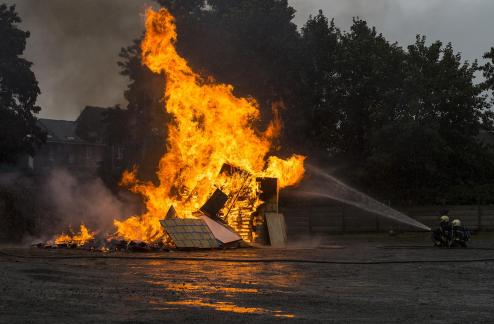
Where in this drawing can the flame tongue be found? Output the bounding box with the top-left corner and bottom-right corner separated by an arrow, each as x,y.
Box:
54,224 -> 95,246
113,8 -> 305,243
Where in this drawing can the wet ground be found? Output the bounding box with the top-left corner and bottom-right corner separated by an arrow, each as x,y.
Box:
1,233 -> 494,323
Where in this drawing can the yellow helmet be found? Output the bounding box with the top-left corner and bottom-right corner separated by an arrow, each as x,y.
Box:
440,215 -> 449,223
452,219 -> 461,227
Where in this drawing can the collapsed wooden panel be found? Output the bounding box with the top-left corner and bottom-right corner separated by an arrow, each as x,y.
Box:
265,212 -> 287,247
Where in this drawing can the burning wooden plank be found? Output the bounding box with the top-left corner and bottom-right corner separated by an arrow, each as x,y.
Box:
199,189 -> 228,220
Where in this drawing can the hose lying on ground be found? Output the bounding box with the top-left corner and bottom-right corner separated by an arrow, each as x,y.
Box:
379,245 -> 494,251
1,250 -> 494,265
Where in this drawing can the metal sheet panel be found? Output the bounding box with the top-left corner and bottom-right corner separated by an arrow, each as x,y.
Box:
160,218 -> 220,249
200,215 -> 242,244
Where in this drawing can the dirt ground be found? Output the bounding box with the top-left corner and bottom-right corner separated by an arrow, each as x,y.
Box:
1,233 -> 494,323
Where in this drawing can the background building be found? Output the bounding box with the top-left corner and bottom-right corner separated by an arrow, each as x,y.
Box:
29,106 -> 107,176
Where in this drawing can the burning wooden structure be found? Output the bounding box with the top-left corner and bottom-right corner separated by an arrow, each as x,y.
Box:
49,8 -> 305,250
158,164 -> 282,248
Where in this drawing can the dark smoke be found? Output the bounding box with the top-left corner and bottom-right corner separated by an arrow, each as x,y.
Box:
5,0 -> 157,120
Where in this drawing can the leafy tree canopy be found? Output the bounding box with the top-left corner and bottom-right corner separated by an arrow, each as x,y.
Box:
0,4 -> 45,163
483,47 -> 494,97
299,13 -> 494,204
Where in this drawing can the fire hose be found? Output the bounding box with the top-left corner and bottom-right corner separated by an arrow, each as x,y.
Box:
2,250 -> 494,265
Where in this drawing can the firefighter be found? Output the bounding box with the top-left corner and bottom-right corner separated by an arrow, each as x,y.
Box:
432,214 -> 452,247
451,219 -> 471,248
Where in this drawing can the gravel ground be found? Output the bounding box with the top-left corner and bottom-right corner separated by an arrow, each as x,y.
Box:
1,233 -> 494,323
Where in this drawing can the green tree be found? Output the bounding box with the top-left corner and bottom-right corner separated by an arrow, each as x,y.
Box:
335,20 -> 406,164
483,47 -> 494,97
362,37 -> 493,203
119,40 -> 168,179
0,4 -> 45,163
299,11 -> 340,154
305,18 -> 406,177
301,13 -> 494,204
100,40 -> 168,185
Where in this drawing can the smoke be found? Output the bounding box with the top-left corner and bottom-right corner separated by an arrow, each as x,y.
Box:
4,0 -> 157,120
41,169 -> 139,236
285,235 -> 325,249
0,169 -> 140,244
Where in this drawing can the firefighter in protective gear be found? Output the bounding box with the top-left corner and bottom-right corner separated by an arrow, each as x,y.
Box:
451,219 -> 471,248
432,214 -> 452,247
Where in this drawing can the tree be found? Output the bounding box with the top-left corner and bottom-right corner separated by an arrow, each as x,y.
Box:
299,11 -> 340,154
304,17 -> 406,177
483,47 -> 494,98
156,0 -> 303,142
300,13 -> 494,204
355,36 -> 493,203
108,2 -> 494,204
98,105 -> 131,189
99,39 -> 168,186
0,4 -> 45,163
118,40 -> 168,181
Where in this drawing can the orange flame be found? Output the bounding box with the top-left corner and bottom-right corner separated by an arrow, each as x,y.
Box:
113,8 -> 305,242
54,224 -> 95,246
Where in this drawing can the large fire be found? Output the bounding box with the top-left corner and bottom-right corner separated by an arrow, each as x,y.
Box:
56,8 -> 305,245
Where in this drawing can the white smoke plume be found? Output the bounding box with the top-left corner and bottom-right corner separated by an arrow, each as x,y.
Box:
42,169 -> 140,236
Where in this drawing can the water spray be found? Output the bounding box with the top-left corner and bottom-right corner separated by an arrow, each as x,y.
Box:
295,165 -> 431,231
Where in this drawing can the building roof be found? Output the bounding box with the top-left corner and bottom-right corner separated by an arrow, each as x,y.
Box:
38,119 -> 85,144
76,106 -> 108,143
37,106 -> 108,145
76,106 -> 107,127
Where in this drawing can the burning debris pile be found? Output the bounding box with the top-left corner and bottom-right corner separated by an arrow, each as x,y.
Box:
42,8 -> 305,251
52,225 -> 95,248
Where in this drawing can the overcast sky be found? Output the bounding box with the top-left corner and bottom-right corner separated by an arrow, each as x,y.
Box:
5,0 -> 494,120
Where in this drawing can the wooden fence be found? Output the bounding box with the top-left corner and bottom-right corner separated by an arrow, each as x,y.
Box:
281,202 -> 494,235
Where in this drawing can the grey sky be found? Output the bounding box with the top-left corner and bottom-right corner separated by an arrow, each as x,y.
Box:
4,0 -> 494,120
291,0 -> 494,63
